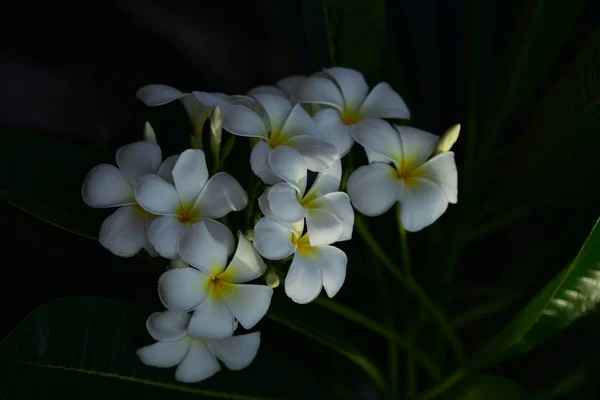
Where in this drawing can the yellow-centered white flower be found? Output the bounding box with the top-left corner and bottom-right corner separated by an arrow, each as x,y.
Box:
81,141 -> 161,258
258,149 -> 354,246
134,149 -> 248,259
222,94 -> 339,184
253,218 -> 347,304
347,118 -> 458,232
137,310 -> 260,383
247,75 -> 307,102
294,67 -> 410,156
158,222 -> 273,339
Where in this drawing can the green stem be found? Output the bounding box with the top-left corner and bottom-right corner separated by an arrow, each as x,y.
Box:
321,0 -> 335,66
315,297 -> 441,379
416,369 -> 467,400
450,297 -> 516,328
355,217 -> 466,364
397,205 -> 412,276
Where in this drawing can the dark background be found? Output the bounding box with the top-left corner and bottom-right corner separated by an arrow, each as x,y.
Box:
1,0 -> 599,398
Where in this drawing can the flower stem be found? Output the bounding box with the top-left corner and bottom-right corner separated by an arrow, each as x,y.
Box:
416,369 -> 466,400
321,0 -> 336,66
355,216 -> 466,364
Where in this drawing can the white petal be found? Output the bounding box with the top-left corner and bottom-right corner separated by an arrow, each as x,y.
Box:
277,75 -> 307,99
194,172 -> 248,219
267,146 -> 307,192
285,253 -> 323,304
325,67 -> 369,112
134,175 -> 180,215
360,82 -> 410,119
175,341 -> 221,383
223,105 -> 269,138
397,126 -> 439,171
398,178 -> 448,232
267,182 -> 308,223
250,141 -> 280,185
146,310 -> 191,342
208,332 -> 261,370
304,159 -> 342,201
137,338 -> 189,368
253,94 -> 293,135
219,232 -> 268,283
351,118 -> 402,164
115,141 -> 162,186
305,209 -> 343,246
248,85 -> 287,98
286,135 -> 339,172
313,108 -> 354,156
98,206 -> 145,257
310,192 -> 354,241
148,215 -> 188,259
82,164 -> 133,208
188,292 -> 235,339
295,76 -> 344,111
253,217 -> 297,260
191,91 -> 230,109
257,189 -> 274,219
143,212 -> 158,257
314,245 -> 347,298
157,154 -> 180,184
279,104 -> 317,139
202,218 -> 236,257
158,267 -> 211,311
365,148 -> 391,164
221,283 -> 273,329
177,221 -> 228,276
413,152 -> 458,204
347,164 -> 403,217
172,149 -> 209,205
136,84 -> 185,106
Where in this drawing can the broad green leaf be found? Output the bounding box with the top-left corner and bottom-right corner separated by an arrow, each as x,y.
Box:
483,0 -> 585,143
267,292 -> 386,390
474,217 -> 600,369
0,297 -> 325,400
445,374 -> 526,400
0,131 -> 108,240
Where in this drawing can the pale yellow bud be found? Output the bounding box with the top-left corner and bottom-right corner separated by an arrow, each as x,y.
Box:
143,121 -> 157,144
245,229 -> 255,241
266,272 -> 280,288
435,123 -> 460,154
170,257 -> 189,269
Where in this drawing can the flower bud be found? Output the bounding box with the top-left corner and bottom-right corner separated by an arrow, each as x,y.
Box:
170,257 -> 189,270
266,272 -> 280,288
435,123 -> 460,154
143,121 -> 157,144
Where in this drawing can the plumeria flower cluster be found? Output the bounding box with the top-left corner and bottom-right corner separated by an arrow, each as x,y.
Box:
82,66 -> 459,384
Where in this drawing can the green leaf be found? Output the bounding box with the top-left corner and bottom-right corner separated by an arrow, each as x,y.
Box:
267,292 -> 386,390
483,0 -> 585,141
445,374 -> 526,400
0,297 -> 325,400
474,217 -> 600,368
0,131 -> 108,240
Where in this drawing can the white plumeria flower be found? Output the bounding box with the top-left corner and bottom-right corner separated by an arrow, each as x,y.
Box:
159,222 -> 273,339
253,218 -> 347,304
137,310 -> 260,383
82,141 -> 161,258
295,67 -> 410,156
258,148 -> 354,246
247,75 -> 307,102
134,149 -> 248,259
222,93 -> 339,184
347,118 -> 458,232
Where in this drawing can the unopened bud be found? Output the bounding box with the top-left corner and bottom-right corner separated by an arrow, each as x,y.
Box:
143,121 -> 157,144
170,257 -> 189,269
435,123 -> 460,154
266,272 -> 280,288
245,229 -> 255,241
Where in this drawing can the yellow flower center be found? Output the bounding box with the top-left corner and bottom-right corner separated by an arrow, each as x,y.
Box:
268,131 -> 288,149
292,234 -> 315,257
176,203 -> 201,225
341,110 -> 361,126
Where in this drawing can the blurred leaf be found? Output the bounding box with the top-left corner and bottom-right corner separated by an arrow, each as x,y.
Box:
474,217 -> 600,368
302,0 -> 386,82
484,0 -> 585,140
444,374 -> 526,400
267,292 -> 386,390
0,132 -> 108,239
0,297 -> 325,400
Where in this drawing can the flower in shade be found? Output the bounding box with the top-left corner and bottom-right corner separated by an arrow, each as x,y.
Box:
158,222 -> 273,339
295,67 -> 410,156
347,118 -> 458,232
137,310 -> 260,383
253,218 -> 347,304
247,75 -> 307,102
82,141 -> 162,257
222,93 -> 339,184
134,149 -> 247,259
